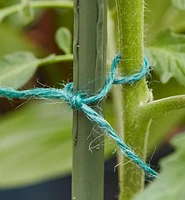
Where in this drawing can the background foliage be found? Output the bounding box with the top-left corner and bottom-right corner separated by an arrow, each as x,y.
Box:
0,0 -> 185,199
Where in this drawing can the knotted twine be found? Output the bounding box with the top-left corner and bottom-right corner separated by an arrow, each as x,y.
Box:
0,54 -> 158,178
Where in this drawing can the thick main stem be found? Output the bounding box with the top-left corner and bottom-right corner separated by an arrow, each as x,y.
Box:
115,0 -> 151,199
72,0 -> 107,200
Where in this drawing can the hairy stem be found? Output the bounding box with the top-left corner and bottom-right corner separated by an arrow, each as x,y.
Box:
115,0 -> 151,199
140,95 -> 185,119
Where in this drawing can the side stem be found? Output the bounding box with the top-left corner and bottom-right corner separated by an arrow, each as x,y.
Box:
115,0 -> 151,199
0,1 -> 73,22
140,95 -> 185,119
72,0 -> 107,200
38,54 -> 73,67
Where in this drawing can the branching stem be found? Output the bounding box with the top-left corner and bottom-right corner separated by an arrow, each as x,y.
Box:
139,95 -> 185,119
0,1 -> 73,22
38,54 -> 73,67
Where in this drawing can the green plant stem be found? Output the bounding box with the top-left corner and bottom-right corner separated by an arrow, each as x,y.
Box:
140,95 -> 185,119
115,0 -> 151,199
38,54 -> 73,67
30,1 -> 73,9
72,0 -> 107,200
0,1 -> 73,22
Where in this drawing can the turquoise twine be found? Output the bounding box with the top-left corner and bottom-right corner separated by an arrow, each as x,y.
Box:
0,54 -> 158,178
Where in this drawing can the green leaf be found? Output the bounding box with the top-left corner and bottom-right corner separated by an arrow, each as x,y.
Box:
148,109 -> 185,151
19,0 -> 34,24
144,0 -> 185,42
0,25 -> 36,56
135,133 -> 185,200
148,29 -> 185,86
0,0 -> 19,8
0,101 -> 114,188
144,0 -> 171,43
55,27 -> 72,54
0,51 -> 39,89
172,0 -> 185,10
0,101 -> 72,188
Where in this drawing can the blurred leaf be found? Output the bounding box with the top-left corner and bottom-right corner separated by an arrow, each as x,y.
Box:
55,27 -> 72,54
0,0 -> 19,8
170,11 -> 185,33
148,109 -> 185,152
172,0 -> 185,10
0,25 -> 36,56
148,29 -> 185,86
19,0 -> 34,24
144,0 -> 171,43
0,101 -> 114,188
0,52 -> 38,88
0,101 -> 72,188
135,133 -> 185,200
145,0 -> 185,43
0,51 -> 73,89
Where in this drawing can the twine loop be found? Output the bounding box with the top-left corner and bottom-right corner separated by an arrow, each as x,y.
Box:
0,54 -> 158,178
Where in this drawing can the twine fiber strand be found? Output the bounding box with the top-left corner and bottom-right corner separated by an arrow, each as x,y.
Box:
0,54 -> 158,178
